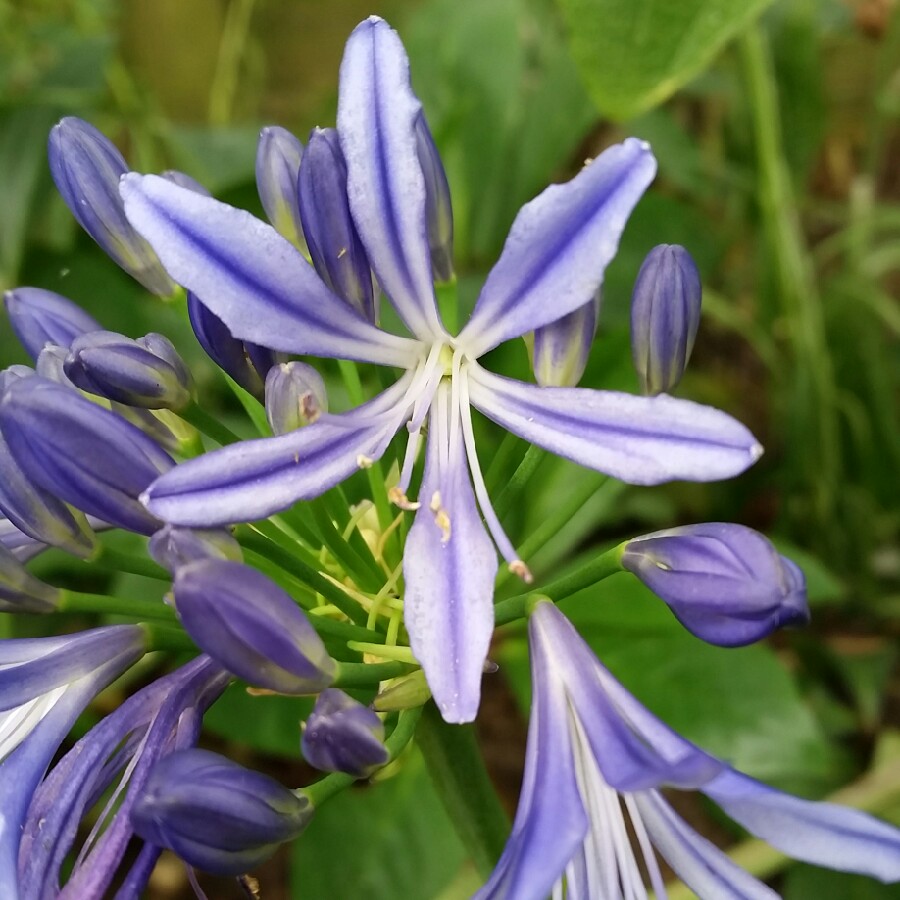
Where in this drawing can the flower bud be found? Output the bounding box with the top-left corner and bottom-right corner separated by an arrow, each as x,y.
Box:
48,118 -> 176,296
301,689 -> 389,777
414,112 -> 454,282
621,523 -> 810,647
531,294 -> 599,387
187,292 -> 279,400
64,330 -> 193,410
0,377 -> 174,534
131,748 -> 311,876
172,559 -> 336,694
298,127 -> 376,322
265,362 -> 327,434
0,542 -> 61,612
0,365 -> 34,395
630,244 -> 701,396
35,344 -> 76,385
4,288 -> 101,360
149,525 -> 242,574
160,170 -> 211,196
256,126 -> 306,251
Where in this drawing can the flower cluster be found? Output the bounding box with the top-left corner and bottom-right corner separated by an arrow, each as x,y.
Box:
0,14 -> 895,899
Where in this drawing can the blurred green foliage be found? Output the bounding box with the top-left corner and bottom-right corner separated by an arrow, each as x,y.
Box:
1,0 -> 899,896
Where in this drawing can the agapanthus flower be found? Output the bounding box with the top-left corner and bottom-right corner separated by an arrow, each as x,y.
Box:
478,601 -> 900,899
120,17 -> 761,722
0,626 -> 146,895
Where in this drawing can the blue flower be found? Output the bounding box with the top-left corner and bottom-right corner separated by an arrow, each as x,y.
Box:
478,601 -> 900,899
0,626 -> 146,895
121,17 -> 762,723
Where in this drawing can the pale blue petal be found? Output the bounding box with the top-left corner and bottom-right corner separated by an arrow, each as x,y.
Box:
120,174 -> 418,367
337,17 -> 444,341
404,387 -> 496,723
458,139 -> 656,357
467,366 -> 763,485
143,376 -> 412,526
635,790 -> 778,899
474,615 -> 587,899
705,770 -> 900,883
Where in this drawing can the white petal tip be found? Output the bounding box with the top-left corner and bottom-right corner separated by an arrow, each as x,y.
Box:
750,442 -> 765,462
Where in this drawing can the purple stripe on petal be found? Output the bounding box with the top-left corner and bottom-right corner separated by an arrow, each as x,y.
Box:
705,770 -> 900,883
120,174 -> 418,367
403,385 -> 496,723
143,375 -> 413,526
337,17 -> 444,341
467,366 -> 762,485
459,139 -> 656,358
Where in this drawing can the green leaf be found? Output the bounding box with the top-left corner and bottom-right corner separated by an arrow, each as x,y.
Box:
556,0 -> 778,120
784,864 -> 899,900
292,749 -> 469,899
499,573 -> 845,795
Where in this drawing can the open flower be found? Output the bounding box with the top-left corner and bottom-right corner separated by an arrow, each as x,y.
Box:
120,17 -> 761,722
478,601 -> 900,899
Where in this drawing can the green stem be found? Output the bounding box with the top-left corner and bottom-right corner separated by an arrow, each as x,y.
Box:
309,503 -> 384,592
179,402 -> 243,446
59,590 -> 177,622
208,0 -> 257,126
417,703 -> 510,879
236,525 -> 371,628
142,622 -> 198,652
333,660 -> 417,687
485,432 -> 526,490
492,444 -> 546,519
494,544 -> 623,626
301,707 -> 423,806
91,545 -> 169,581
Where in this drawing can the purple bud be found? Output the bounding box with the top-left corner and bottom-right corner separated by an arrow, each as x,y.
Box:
187,292 -> 279,400
4,288 -> 102,360
64,330 -> 193,410
301,688 -> 389,777
299,127 -> 376,322
0,377 -> 174,534
172,559 -> 336,694
0,516 -> 47,562
160,170 -> 211,196
265,361 -> 327,434
532,293 -> 600,387
0,542 -> 61,612
414,112 -> 454,282
256,126 -> 306,251
131,748 -> 311,876
621,523 -> 810,646
149,525 -> 242,574
48,118 -> 176,296
630,244 -> 701,395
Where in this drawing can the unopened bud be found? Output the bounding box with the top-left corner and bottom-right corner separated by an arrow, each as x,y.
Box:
64,330 -> 193,410
149,525 -> 242,574
621,523 -> 809,646
256,126 -> 306,251
4,288 -> 101,360
131,748 -> 312,876
630,244 -> 701,396
172,559 -> 336,694
301,688 -> 389,777
0,543 -> 61,612
265,362 -> 327,434
299,127 -> 376,322
48,117 -> 176,296
414,112 -> 454,282
532,294 -> 599,387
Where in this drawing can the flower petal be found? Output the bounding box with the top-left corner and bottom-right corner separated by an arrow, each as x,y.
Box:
634,790 -> 778,899
120,174 -> 418,367
467,367 -> 762,485
143,376 -> 412,526
403,385 -> 496,724
705,770 -> 900,883
474,611 -> 587,899
337,17 -> 444,341
458,139 -> 656,357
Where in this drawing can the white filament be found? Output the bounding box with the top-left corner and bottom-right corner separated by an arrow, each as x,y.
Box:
0,685 -> 67,764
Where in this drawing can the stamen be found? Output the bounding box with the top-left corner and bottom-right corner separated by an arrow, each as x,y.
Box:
457,372 -> 532,580
623,793 -> 668,900
356,454 -> 374,469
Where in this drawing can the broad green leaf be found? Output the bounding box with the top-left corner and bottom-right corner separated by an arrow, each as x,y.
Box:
556,0 -> 778,120
499,573 -> 845,795
292,749 -> 468,899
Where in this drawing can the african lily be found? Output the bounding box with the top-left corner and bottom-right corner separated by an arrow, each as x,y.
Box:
478,601 -> 900,899
120,16 -> 762,723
